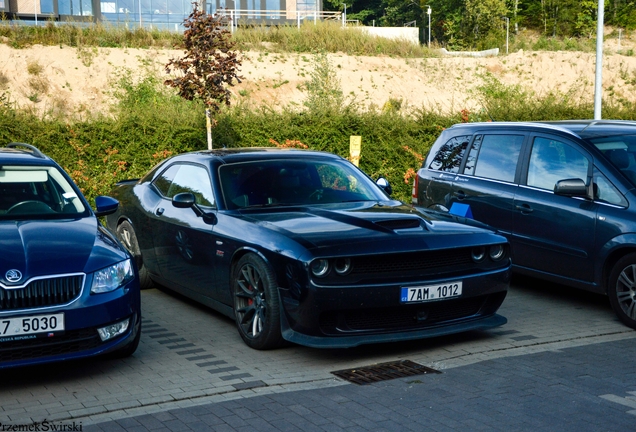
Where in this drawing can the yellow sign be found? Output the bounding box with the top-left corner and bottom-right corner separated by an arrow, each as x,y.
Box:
350,136 -> 362,167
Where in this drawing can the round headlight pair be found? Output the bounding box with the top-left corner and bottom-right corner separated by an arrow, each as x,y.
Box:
471,245 -> 506,262
310,258 -> 352,278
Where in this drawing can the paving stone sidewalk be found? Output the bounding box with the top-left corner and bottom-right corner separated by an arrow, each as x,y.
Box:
85,338 -> 636,431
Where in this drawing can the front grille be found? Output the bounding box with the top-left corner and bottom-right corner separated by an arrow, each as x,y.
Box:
352,249 -> 472,275
0,328 -> 101,362
319,292 -> 506,335
0,275 -> 84,311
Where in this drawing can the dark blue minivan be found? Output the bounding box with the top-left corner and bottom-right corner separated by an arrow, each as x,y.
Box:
414,120 -> 636,329
0,143 -> 141,368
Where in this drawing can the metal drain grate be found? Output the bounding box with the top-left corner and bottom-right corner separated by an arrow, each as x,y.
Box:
331,360 -> 441,385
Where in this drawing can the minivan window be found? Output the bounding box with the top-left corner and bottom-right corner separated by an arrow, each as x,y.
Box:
465,134 -> 523,182
594,167 -> 627,207
527,137 -> 588,191
428,135 -> 470,173
592,134 -> 636,187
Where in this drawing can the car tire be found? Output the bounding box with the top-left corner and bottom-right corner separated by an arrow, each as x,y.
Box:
608,253 -> 636,329
233,253 -> 285,350
116,220 -> 153,290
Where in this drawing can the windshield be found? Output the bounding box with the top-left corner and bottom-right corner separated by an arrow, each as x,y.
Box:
219,158 -> 386,209
591,134 -> 636,187
0,165 -> 88,219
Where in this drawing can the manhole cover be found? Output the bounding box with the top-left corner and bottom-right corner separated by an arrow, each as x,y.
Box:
331,360 -> 441,385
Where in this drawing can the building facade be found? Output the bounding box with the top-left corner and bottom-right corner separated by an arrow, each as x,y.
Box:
1,0 -> 325,30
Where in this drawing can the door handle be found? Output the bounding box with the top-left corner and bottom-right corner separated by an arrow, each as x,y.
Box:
454,190 -> 466,200
515,204 -> 533,213
155,207 -> 165,216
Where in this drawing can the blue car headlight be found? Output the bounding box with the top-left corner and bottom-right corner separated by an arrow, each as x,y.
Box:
91,259 -> 135,294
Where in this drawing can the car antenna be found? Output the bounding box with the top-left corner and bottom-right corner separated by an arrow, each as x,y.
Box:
482,107 -> 496,122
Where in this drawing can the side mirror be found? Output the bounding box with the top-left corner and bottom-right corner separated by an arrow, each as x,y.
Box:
554,178 -> 588,198
172,192 -> 196,209
172,192 -> 217,225
94,196 -> 119,217
376,177 -> 393,195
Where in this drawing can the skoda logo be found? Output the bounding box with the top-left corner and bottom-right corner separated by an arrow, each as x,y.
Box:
5,269 -> 22,283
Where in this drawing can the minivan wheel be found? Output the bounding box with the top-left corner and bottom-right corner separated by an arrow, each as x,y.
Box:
116,220 -> 153,290
608,253 -> 636,329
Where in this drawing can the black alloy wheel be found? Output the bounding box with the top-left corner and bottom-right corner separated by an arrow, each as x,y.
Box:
116,220 -> 153,289
233,253 -> 284,350
608,253 -> 636,329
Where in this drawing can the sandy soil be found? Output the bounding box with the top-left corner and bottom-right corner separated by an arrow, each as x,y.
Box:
1,38 -> 635,117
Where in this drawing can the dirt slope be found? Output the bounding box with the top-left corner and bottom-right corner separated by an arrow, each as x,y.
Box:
1,40 -> 635,117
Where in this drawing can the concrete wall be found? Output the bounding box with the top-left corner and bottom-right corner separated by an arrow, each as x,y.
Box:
354,27 -> 420,45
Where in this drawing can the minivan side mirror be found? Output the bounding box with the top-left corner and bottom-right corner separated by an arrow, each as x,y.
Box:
554,178 -> 589,198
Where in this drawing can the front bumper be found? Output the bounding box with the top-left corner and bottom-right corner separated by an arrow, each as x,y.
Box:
278,267 -> 510,348
0,279 -> 141,368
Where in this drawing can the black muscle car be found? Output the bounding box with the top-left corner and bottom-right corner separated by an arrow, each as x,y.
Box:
106,148 -> 510,349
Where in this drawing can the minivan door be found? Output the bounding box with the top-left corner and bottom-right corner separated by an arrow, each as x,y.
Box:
512,135 -> 597,282
449,133 -> 526,237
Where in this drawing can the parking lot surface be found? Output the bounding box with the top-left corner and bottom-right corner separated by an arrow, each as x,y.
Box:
1,276 -> 635,430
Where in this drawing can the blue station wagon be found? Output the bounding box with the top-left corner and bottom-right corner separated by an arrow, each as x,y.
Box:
414,120 -> 636,329
0,143 -> 141,368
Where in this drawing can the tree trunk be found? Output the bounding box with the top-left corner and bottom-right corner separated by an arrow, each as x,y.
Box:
206,108 -> 213,150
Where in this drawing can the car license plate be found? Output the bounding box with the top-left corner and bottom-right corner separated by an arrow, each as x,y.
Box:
0,313 -> 65,337
401,281 -> 462,303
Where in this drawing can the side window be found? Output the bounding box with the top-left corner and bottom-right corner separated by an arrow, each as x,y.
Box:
527,137 -> 589,191
594,167 -> 627,207
428,135 -> 470,173
168,165 -> 215,207
153,164 -> 180,196
466,134 -> 524,182
153,164 -> 215,207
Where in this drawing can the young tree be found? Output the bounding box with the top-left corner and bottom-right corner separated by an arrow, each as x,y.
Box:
165,2 -> 242,149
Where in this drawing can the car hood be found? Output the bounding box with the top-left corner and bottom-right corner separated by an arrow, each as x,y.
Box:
0,217 -> 128,286
235,201 -> 503,256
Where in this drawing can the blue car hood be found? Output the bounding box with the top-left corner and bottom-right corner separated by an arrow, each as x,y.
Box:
237,201 -> 502,255
0,217 -> 127,285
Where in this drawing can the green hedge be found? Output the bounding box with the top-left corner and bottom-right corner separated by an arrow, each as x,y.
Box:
2,72 -> 636,205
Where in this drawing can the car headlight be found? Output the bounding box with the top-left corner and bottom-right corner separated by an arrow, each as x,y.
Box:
310,259 -> 330,277
489,244 -> 506,261
471,246 -> 486,262
91,259 -> 135,294
334,258 -> 352,275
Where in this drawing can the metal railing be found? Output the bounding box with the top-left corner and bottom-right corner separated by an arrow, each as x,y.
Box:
213,9 -> 343,31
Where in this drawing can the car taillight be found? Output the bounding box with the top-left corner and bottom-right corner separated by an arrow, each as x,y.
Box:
412,174 -> 419,205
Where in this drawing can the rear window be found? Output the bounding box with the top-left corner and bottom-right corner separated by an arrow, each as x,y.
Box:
428,135 -> 470,173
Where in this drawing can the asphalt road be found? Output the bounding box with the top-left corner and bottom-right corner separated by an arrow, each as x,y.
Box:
1,275 -> 635,431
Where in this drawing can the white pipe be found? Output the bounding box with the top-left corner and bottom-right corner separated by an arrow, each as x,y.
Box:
593,0 -> 604,120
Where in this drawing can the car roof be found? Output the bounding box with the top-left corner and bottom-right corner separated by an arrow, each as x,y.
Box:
171,147 -> 345,164
0,143 -> 55,166
448,120 -> 636,141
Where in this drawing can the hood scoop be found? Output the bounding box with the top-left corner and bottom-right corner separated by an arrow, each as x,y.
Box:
375,218 -> 422,231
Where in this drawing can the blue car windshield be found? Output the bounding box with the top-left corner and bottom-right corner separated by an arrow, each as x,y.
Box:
219,158 -> 386,209
592,134 -> 636,187
0,165 -> 88,219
